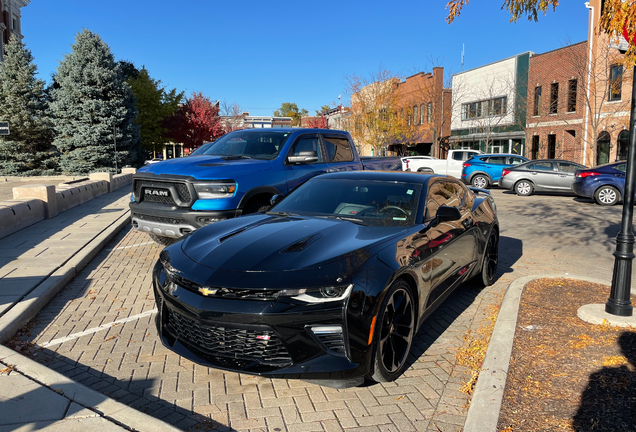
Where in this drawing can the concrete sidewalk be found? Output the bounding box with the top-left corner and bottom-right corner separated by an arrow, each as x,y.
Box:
0,187 -> 179,432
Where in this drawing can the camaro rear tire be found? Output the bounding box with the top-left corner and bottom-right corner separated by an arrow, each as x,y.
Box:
369,280 -> 416,383
478,230 -> 499,287
515,180 -> 534,196
594,185 -> 620,206
471,175 -> 489,189
149,233 -> 178,246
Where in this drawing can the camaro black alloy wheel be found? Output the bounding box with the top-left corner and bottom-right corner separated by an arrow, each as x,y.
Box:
480,231 -> 499,286
371,280 -> 415,382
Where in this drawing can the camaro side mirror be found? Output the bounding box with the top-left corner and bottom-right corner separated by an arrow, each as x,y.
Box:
436,206 -> 462,222
288,151 -> 318,164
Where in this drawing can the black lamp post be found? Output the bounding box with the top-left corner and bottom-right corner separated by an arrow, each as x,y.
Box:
606,66 -> 636,317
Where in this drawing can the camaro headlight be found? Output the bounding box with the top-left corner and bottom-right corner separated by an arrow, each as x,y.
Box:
193,181 -> 237,199
277,284 -> 353,303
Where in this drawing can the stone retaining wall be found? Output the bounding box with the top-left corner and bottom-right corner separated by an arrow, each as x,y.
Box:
0,168 -> 136,240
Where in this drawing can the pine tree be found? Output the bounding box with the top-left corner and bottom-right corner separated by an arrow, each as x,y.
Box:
0,35 -> 56,175
50,29 -> 142,174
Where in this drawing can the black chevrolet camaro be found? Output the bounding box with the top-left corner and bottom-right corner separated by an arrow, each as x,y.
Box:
153,171 -> 499,386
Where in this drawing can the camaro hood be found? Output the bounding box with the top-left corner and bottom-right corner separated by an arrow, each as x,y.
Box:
180,214 -> 406,273
137,155 -> 272,178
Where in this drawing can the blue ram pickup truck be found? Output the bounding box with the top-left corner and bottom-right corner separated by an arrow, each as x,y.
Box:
130,128 -> 402,244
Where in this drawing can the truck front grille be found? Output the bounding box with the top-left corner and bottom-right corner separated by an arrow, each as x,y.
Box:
132,213 -> 189,225
134,180 -> 192,206
166,309 -> 292,366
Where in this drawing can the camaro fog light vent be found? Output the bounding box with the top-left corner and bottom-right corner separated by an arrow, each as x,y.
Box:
310,325 -> 346,356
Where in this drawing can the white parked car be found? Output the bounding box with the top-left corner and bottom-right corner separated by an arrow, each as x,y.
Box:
144,158 -> 163,165
401,155 -> 436,172
405,149 -> 482,179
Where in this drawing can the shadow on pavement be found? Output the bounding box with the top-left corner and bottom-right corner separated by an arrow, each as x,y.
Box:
572,331 -> 636,432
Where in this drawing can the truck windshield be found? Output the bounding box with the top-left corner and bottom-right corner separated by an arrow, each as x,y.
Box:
194,131 -> 291,160
271,178 -> 422,227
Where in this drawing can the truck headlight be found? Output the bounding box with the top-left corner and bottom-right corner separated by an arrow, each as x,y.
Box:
193,181 -> 237,199
277,284 -> 353,303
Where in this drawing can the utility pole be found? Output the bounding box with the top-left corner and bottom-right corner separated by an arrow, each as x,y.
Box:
113,125 -> 118,174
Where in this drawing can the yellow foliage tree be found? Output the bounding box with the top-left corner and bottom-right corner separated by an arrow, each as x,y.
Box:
446,0 -> 636,65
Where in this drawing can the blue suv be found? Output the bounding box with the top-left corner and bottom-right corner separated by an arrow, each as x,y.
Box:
462,154 -> 529,188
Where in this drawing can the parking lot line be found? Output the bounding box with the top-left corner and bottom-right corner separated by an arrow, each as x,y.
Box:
105,241 -> 154,252
40,309 -> 158,348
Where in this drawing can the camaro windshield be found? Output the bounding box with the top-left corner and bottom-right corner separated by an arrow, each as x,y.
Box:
192,131 -> 292,160
271,179 -> 422,227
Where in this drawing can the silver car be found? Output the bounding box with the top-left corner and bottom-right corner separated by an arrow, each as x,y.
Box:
499,159 -> 587,196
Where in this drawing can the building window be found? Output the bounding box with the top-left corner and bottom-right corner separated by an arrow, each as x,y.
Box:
533,86 -> 542,116
413,106 -> 418,125
531,135 -> 539,159
567,79 -> 577,112
609,64 -> 623,101
548,134 -> 556,158
427,103 -> 432,123
490,96 -> 507,116
420,104 -> 425,124
549,83 -> 559,114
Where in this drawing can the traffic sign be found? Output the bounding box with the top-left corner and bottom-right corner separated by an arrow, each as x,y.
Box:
0,122 -> 9,136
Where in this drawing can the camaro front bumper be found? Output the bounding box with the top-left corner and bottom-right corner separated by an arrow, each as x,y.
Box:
152,261 -> 371,383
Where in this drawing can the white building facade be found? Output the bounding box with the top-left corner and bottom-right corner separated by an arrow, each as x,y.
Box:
450,52 -> 532,155
1,0 -> 28,62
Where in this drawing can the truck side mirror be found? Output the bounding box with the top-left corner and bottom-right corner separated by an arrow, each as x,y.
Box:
270,195 -> 283,206
288,151 -> 318,164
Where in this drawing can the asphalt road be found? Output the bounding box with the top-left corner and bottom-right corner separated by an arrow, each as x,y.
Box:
8,188 -> 627,432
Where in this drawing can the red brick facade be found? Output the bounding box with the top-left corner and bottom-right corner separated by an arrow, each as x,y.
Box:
526,42 -> 588,164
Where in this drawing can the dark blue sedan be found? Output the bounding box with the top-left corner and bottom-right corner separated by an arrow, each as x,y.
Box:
573,162 -> 627,205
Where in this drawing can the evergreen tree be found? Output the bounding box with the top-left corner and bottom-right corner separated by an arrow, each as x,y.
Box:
0,35 -> 56,175
128,66 -> 183,156
50,29 -> 142,174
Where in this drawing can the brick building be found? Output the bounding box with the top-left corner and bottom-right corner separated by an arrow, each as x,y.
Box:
391,67 -> 451,157
582,0 -> 631,166
1,0 -> 28,62
526,42 -> 587,163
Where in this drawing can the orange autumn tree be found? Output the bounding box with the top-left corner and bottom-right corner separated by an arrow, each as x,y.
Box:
446,0 -> 636,65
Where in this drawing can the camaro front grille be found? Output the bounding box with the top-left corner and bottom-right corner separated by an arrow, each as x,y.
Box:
170,273 -> 281,301
166,309 -> 292,366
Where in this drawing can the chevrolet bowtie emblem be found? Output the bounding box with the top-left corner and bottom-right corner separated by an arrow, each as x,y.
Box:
198,287 -> 218,296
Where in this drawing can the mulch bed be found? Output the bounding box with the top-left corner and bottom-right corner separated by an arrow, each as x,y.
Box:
497,278 -> 636,432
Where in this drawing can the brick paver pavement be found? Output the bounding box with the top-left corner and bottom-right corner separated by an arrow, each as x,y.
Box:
6,190 -> 626,431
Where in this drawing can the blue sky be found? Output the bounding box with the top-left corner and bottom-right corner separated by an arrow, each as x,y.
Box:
22,1 -> 588,116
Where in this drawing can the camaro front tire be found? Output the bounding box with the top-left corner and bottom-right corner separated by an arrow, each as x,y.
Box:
478,230 -> 499,287
369,279 -> 416,383
594,185 -> 620,206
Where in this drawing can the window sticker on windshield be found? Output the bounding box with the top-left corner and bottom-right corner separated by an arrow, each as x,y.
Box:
406,189 -> 413,195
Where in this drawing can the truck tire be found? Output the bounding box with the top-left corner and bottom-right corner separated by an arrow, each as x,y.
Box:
149,233 -> 178,246
243,197 -> 271,214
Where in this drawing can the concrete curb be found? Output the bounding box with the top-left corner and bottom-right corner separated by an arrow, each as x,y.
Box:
463,274 -> 618,432
0,345 -> 180,432
0,211 -> 132,344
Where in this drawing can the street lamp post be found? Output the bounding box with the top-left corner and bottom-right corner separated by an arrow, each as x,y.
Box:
113,125 -> 118,174
606,66 -> 636,317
